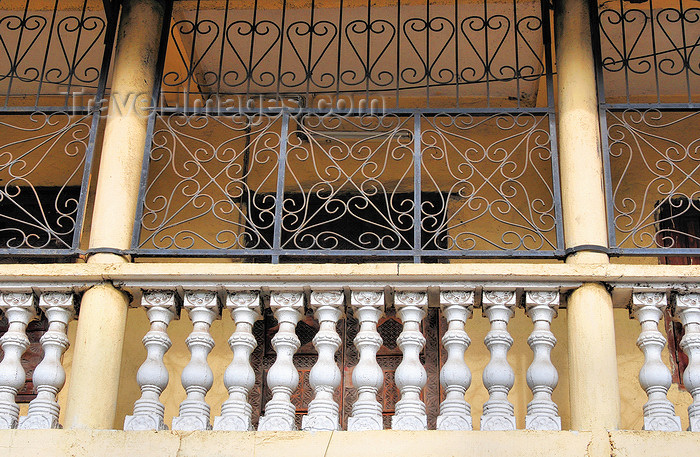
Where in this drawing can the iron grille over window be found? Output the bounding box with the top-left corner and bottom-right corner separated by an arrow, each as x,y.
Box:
597,0 -> 700,256
132,0 -> 563,262
0,0 -> 117,257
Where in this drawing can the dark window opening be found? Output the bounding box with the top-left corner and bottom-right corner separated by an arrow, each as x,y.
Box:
0,186 -> 81,252
246,192 -> 449,262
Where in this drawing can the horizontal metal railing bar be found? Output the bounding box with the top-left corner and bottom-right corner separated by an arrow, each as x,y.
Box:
0,250 -> 81,257
601,103 -> 700,111
609,248 -> 700,256
0,107 -> 97,114
127,249 -> 565,258
5,246 -> 698,259
152,107 -> 555,116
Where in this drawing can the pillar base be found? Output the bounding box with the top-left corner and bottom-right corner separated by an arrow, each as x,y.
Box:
63,284 -> 129,430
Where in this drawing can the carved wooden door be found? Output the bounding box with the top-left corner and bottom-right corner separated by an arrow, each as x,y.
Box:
249,305 -> 445,429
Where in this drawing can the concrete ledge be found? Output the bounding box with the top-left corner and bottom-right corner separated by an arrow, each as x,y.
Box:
1,263 -> 700,308
4,429 -> 699,457
0,262 -> 700,284
0,430 -> 597,457
609,431 -> 700,457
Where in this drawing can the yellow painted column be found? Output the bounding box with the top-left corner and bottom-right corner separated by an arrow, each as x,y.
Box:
554,0 -> 621,431
64,0 -> 165,429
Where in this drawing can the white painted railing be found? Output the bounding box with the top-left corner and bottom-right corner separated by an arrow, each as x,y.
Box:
0,282 -> 698,432
121,285 -> 564,432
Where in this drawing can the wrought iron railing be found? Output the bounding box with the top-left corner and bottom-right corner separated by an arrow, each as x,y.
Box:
597,0 -> 700,256
0,0 -> 117,257
132,0 -> 564,262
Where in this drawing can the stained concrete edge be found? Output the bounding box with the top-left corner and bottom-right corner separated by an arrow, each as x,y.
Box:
609,430 -> 700,457
1,429 -> 597,457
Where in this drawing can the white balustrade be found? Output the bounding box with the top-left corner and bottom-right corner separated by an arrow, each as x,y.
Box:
392,291 -> 428,430
631,292 -> 682,431
436,290 -> 474,431
18,293 -> 75,430
213,291 -> 262,431
0,292 -> 37,429
524,291 -> 561,431
674,293 -> 700,432
302,290 -> 344,431
124,291 -> 178,431
347,290 -> 385,431
480,290 -> 516,431
258,291 -> 304,431
172,291 -> 221,431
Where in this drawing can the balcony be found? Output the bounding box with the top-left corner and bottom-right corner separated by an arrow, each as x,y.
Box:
0,263 -> 699,431
0,0 -> 700,456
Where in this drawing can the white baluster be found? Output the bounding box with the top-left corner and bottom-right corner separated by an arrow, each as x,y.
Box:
302,290 -> 343,431
172,291 -> 221,431
347,290 -> 385,431
480,290 -> 516,431
674,292 -> 700,432
391,291 -> 428,430
124,291 -> 178,431
437,290 -> 473,431
631,292 -> 681,431
524,291 -> 561,431
213,291 -> 262,431
258,291 -> 304,431
18,293 -> 74,430
0,293 -> 36,429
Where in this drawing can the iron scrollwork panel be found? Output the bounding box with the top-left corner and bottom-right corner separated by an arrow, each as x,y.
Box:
136,113 -> 283,252
0,113 -> 91,251
0,0 -> 116,256
421,113 -> 558,253
134,111 -> 561,258
281,113 -> 415,252
133,0 -> 561,259
160,0 -> 549,109
605,109 -> 700,252
597,0 -> 700,105
597,1 -> 700,255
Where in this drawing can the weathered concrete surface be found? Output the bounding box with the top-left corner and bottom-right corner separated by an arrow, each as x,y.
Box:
0,430 -> 598,457
3,429 -> 696,457
609,431 -> 700,457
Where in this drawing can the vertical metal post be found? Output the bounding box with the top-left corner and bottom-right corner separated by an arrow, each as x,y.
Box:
413,113 -> 422,263
272,111 -> 290,263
